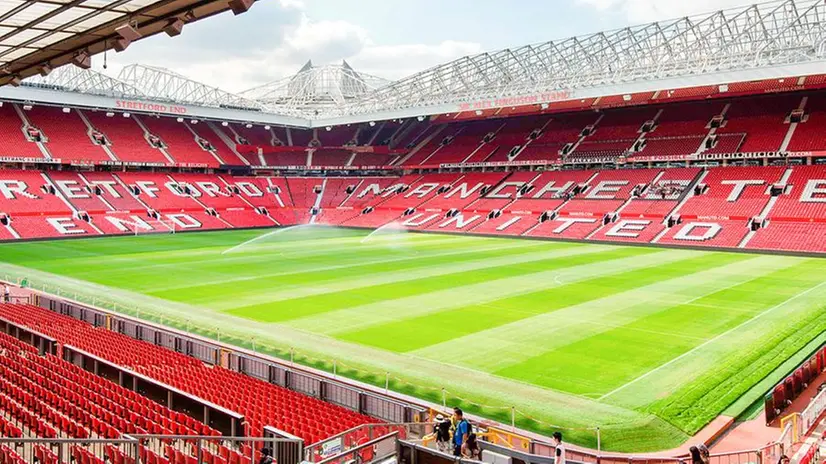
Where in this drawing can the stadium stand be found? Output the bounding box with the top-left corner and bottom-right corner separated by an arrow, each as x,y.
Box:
312,149 -> 352,167
392,120 -> 434,151
190,121 -> 246,165
46,171 -> 114,214
0,303 -> 375,444
290,129 -> 314,148
138,117 -> 220,167
0,105 -> 44,160
713,95 -> 798,153
568,107 -> 658,162
79,172 -> 148,212
5,88 -> 826,254
0,169 -> 73,215
84,112 -> 171,165
5,161 -> 826,254
25,107 -> 113,164
262,150 -> 309,167
656,219 -> 751,248
675,166 -> 785,220
221,123 -> 272,147
619,168 -> 701,219
317,126 -> 357,146
402,124 -> 466,165
115,172 -> 203,212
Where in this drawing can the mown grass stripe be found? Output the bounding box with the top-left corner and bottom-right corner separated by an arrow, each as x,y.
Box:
495,258 -> 818,400
411,254 -> 787,372
222,243 -> 615,317
336,252 -> 746,353
286,248 -> 691,335
150,239 -> 566,304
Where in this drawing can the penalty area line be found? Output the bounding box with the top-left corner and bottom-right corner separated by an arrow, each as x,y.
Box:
597,279 -> 826,402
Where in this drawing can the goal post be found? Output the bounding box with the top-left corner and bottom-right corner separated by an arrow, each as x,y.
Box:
124,219 -> 176,236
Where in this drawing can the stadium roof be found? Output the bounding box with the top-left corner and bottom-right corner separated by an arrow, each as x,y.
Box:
0,0 -> 256,87
240,60 -> 390,117
334,0 -> 826,117
5,0 -> 826,127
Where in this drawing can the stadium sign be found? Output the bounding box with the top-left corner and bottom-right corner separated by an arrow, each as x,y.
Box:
457,90 -> 574,112
115,99 -> 189,115
788,151 -> 826,158
627,151 -> 826,163
320,438 -> 343,458
0,157 -> 62,164
250,165 -> 394,171
99,160 -> 170,167
440,160 -> 561,169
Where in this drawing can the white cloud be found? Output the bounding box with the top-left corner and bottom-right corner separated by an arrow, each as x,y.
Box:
104,0 -> 481,93
577,0 -> 754,23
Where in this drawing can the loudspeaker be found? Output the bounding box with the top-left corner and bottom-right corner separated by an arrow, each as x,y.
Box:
72,53 -> 91,69
115,23 -> 142,41
229,0 -> 253,15
114,37 -> 131,52
164,19 -> 184,37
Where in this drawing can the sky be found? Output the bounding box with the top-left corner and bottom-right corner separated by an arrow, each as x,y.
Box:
104,0 -> 760,93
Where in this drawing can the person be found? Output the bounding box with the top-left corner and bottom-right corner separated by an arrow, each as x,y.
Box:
452,408 -> 471,457
553,432 -> 566,464
258,447 -> 274,464
3,285 -> 9,303
689,446 -> 703,464
698,444 -> 710,464
462,433 -> 482,461
434,414 -> 451,453
778,455 -> 790,464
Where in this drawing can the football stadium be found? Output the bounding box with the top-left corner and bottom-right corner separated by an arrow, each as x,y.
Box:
1,0 -> 826,463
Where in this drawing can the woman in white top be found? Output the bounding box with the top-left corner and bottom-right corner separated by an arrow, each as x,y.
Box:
553,432 -> 566,464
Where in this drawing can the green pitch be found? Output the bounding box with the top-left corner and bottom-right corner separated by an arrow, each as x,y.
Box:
1,227 -> 825,452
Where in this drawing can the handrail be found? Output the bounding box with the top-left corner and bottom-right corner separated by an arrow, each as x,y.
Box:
317,431 -> 399,464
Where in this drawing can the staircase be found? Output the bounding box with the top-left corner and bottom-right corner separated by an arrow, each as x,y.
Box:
76,110 -> 119,161
14,105 -> 53,159
132,115 -> 176,164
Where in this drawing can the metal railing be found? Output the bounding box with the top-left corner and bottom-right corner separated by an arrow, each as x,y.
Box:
317,431 -> 400,464
16,282 -> 426,424
131,434 -> 303,464
0,435 -> 304,464
800,387 -> 826,438
305,422 -> 430,462
0,437 -> 139,464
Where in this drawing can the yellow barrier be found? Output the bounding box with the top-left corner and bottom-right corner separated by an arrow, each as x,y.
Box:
780,413 -> 801,443
485,426 -> 531,451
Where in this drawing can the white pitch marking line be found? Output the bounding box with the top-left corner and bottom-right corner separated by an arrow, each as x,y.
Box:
598,279 -> 826,401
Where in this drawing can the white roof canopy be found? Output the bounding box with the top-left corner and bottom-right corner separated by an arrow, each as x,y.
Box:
12,0 -> 826,126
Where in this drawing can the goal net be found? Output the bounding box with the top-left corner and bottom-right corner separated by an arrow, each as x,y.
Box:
125,218 -> 176,236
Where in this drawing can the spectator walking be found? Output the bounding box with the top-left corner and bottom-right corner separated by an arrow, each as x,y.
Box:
462,433 -> 482,461
553,432 -> 566,464
698,444 -> 710,464
690,446 -> 703,464
434,414 -> 451,453
452,408 -> 471,457
3,285 -> 9,303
